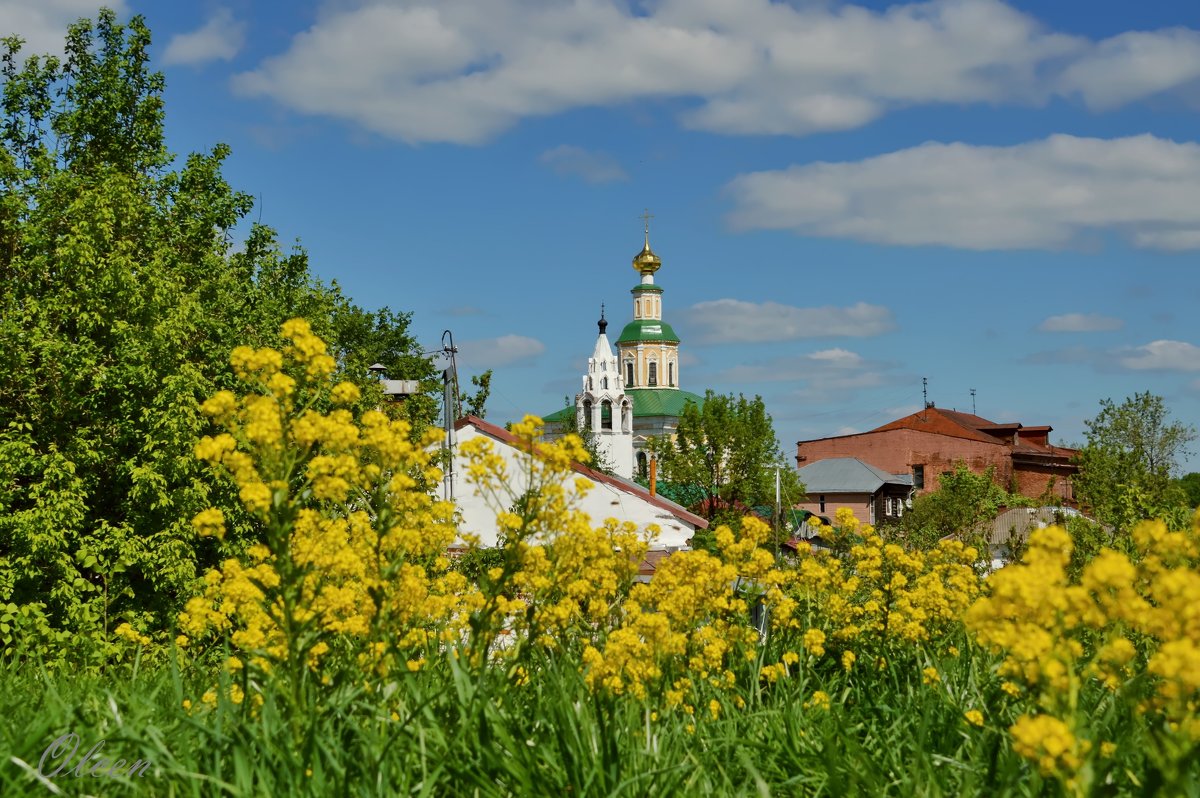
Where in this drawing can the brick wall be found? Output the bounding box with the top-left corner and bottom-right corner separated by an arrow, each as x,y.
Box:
797,429 -> 1015,493
1012,461 -> 1075,502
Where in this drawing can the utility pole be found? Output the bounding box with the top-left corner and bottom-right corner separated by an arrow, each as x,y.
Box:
441,330 -> 461,502
774,465 -> 782,558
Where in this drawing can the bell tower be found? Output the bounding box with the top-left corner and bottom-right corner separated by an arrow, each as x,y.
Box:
616,214 -> 681,392
575,306 -> 634,479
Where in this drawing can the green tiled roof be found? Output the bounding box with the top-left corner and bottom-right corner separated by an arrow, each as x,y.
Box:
542,388 -> 704,423
631,284 -> 663,293
615,319 -> 679,344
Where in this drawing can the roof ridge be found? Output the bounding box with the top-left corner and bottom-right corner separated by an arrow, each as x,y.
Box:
455,415 -> 708,528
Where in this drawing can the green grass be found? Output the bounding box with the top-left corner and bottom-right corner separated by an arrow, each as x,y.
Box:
0,656 -> 1013,796
1,641 -> 1190,796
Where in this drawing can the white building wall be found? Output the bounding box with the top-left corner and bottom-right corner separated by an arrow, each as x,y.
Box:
450,424 -> 697,549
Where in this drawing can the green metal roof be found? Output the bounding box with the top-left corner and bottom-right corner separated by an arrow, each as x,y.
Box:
542,388 -> 704,423
631,284 -> 663,293
624,388 -> 704,417
615,319 -> 680,344
543,405 -> 575,423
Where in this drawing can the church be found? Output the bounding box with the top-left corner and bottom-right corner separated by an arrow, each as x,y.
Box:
544,226 -> 705,480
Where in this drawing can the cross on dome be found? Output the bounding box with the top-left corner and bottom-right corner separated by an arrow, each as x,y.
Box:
633,208 -> 661,278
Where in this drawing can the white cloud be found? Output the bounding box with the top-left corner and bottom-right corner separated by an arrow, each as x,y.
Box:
726,134 -> 1200,251
0,1 -> 126,57
163,8 -> 246,67
1115,340 -> 1200,371
1039,313 -> 1124,332
456,334 -> 545,368
718,348 -> 872,383
682,300 -> 895,344
538,145 -> 628,184
233,0 -> 1197,144
1058,28 -> 1200,110
712,348 -> 909,408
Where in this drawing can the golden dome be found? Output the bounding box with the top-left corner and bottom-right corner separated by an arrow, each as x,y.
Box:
632,234 -> 661,276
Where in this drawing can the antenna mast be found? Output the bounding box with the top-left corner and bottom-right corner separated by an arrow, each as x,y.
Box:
922,377 -> 928,420
970,388 -> 976,415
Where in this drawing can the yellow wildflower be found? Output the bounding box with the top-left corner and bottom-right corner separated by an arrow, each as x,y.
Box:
805,691 -> 831,711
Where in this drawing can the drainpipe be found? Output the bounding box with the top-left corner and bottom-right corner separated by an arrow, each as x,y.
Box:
649,454 -> 657,497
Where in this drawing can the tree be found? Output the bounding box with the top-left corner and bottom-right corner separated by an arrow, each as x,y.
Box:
1175,472 -> 1200,509
1072,392 -> 1196,531
0,11 -> 437,660
645,391 -> 800,525
464,370 -> 492,418
893,464 -> 1027,550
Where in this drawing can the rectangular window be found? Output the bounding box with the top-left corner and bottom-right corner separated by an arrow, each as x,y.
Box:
913,465 -> 925,490
819,495 -> 825,513
668,362 -> 675,387
648,362 -> 658,387
625,362 -> 634,387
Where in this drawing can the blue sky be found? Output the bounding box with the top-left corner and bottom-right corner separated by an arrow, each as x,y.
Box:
8,0 -> 1200,468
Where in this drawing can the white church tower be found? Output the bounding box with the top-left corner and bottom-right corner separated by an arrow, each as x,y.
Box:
576,307 -> 634,479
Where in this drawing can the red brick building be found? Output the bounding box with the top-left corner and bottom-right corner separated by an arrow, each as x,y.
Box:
795,407 -> 1078,502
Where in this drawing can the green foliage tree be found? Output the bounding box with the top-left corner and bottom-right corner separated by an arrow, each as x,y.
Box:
645,391 -> 800,526
1171,472 -> 1200,509
464,369 -> 493,418
893,464 -> 1028,550
0,11 -> 437,661
1072,392 -> 1197,532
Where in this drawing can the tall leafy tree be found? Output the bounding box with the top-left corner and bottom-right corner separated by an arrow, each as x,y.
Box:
1072,392 -> 1196,532
0,11 -> 436,659
645,391 -> 800,525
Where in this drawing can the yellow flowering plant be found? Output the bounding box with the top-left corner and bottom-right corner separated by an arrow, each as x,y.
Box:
181,319 -> 471,701
765,515 -> 981,665
456,416 -> 648,669
966,511 -> 1200,794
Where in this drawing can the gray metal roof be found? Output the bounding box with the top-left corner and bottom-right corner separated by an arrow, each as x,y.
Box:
797,457 -> 911,494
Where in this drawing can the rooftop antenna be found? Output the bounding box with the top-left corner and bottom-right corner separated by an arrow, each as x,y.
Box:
922,377 -> 928,421
970,388 -> 976,415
